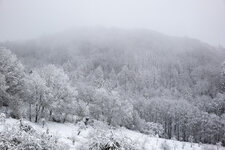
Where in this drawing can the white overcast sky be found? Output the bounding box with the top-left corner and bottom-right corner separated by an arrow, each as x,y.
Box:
0,0 -> 225,46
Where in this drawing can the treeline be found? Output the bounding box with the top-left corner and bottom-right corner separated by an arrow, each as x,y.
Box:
1,28 -> 225,145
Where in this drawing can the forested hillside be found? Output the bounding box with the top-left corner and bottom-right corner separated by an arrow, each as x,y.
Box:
1,28 -> 225,145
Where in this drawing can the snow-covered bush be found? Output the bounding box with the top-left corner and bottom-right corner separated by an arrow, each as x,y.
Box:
131,111 -> 146,131
141,121 -> 164,136
0,121 -> 69,150
91,120 -> 110,130
188,135 -> 194,147
70,132 -> 77,145
79,121 -> 140,150
182,142 -> 186,149
202,145 -> 216,150
216,142 -> 222,150
160,141 -> 171,150
0,113 -> 6,124
77,120 -> 87,135
88,130 -> 139,150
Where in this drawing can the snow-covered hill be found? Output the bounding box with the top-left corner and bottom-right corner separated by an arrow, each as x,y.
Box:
1,118 -> 224,150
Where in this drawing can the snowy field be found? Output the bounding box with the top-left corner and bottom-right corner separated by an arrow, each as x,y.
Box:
1,118 -> 224,150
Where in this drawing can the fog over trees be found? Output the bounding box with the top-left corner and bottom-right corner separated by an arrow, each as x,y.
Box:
1,0 -> 225,149
0,28 -> 225,148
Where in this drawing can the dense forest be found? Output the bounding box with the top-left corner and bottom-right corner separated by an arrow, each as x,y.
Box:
1,28 -> 225,145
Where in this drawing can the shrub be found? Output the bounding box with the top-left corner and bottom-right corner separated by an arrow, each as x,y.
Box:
141,121 -> 164,137
80,122 -> 140,150
0,113 -> 6,124
0,121 -> 69,150
202,145 -> 216,150
88,130 -> 139,150
160,141 -> 171,150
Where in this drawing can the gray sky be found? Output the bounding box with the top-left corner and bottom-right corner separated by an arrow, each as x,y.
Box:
0,0 -> 225,46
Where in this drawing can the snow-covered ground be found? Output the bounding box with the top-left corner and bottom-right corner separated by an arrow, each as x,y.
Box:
1,118 -> 224,150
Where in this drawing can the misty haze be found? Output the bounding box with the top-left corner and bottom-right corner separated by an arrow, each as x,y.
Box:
0,0 -> 225,150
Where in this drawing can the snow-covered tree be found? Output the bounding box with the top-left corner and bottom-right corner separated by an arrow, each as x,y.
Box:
24,70 -> 51,122
0,47 -> 25,118
89,66 -> 104,88
220,62 -> 225,93
38,64 -> 77,122
0,73 -> 8,106
105,68 -> 118,91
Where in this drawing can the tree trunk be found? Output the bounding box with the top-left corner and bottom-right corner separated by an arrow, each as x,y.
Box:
63,113 -> 68,123
40,106 -> 45,118
29,104 -> 32,121
35,104 -> 41,123
49,110 -> 53,121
